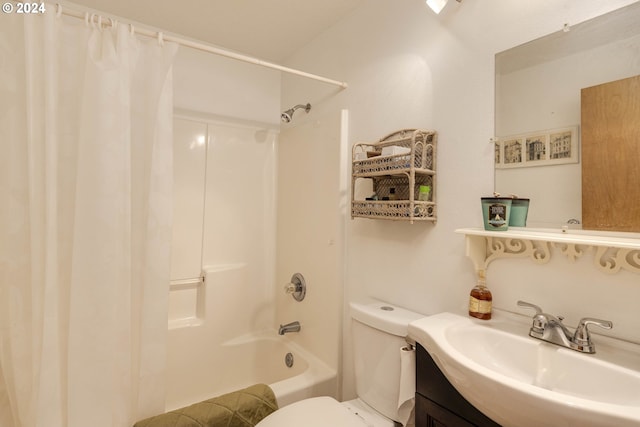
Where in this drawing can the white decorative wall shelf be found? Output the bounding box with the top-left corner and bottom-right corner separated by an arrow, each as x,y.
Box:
456,227 -> 640,275
351,129 -> 437,224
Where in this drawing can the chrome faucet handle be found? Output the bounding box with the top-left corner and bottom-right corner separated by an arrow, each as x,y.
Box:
284,273 -> 306,302
573,317 -> 613,350
517,300 -> 542,314
284,282 -> 299,294
517,300 -> 546,335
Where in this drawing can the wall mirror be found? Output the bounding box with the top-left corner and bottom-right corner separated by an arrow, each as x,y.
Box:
494,2 -> 640,229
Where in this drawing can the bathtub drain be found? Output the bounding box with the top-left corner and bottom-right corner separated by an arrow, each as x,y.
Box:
285,352 -> 294,368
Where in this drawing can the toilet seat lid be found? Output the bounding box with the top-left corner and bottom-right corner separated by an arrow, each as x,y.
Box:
256,396 -> 367,427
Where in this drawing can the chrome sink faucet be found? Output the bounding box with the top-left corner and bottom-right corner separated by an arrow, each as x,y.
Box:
278,321 -> 301,335
517,301 -> 612,354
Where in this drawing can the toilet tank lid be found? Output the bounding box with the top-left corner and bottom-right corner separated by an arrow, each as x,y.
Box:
350,300 -> 425,337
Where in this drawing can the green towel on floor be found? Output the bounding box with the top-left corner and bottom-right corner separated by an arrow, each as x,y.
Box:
134,383 -> 278,427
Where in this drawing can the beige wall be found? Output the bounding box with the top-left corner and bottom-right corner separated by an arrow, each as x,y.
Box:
281,0 -> 640,400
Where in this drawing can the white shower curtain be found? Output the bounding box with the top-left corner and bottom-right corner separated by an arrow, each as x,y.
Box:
0,8 -> 177,427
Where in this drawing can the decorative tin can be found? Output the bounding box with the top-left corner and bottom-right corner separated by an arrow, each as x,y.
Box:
481,197 -> 512,231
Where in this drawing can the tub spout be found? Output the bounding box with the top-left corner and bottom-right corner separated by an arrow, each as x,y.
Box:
279,321 -> 301,335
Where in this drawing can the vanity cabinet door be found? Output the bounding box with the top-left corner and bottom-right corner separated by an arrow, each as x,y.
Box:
416,344 -> 501,427
416,393 -> 476,427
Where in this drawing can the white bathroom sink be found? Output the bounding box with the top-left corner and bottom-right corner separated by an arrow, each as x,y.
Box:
409,311 -> 640,427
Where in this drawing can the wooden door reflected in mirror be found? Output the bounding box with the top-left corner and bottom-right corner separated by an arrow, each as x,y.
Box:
581,74 -> 640,231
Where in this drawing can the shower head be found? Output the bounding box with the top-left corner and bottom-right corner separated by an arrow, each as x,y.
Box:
281,103 -> 311,123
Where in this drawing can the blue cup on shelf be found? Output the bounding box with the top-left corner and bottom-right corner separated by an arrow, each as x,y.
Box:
509,198 -> 530,227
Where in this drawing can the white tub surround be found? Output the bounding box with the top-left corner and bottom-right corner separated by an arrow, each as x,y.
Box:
166,331 -> 336,411
166,265 -> 336,411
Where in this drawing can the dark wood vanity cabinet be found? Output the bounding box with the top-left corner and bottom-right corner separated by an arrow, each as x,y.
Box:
415,343 -> 501,427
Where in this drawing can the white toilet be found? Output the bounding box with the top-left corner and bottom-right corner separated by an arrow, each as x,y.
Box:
257,300 -> 424,427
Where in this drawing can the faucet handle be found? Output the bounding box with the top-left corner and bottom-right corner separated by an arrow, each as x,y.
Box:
517,300 -> 542,314
573,317 -> 613,350
517,301 -> 546,336
284,282 -> 298,294
284,273 -> 306,302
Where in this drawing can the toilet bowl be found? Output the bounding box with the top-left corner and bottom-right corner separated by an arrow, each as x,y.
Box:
256,396 -> 393,427
256,299 -> 424,426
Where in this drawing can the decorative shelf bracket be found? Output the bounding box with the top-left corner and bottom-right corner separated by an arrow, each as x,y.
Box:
484,237 -> 552,268
553,242 -> 585,263
592,246 -> 640,274
457,228 -> 640,275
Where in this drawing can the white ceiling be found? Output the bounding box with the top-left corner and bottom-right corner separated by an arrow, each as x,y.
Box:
65,0 -> 366,62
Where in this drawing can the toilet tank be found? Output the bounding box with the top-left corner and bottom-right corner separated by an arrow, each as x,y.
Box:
350,300 -> 425,423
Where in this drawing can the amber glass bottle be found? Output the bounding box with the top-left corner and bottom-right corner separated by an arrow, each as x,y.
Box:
468,270 -> 492,320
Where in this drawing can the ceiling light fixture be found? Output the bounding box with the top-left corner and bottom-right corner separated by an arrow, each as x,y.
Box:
426,0 -> 461,14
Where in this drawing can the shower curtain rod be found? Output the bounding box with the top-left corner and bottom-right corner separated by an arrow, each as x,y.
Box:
57,4 -> 349,89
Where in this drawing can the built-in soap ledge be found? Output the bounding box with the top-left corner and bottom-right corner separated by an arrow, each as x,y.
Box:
456,227 -> 640,275
168,276 -> 205,329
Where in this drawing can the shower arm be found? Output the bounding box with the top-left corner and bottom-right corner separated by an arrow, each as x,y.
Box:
291,104 -> 311,113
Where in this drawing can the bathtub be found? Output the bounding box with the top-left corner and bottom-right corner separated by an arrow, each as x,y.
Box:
164,330 -> 337,411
